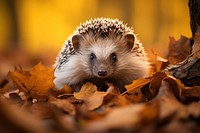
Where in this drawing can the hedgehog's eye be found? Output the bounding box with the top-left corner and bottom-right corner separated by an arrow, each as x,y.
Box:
90,53 -> 96,61
111,53 -> 117,62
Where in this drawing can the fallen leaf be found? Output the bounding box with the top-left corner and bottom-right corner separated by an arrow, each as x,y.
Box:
151,50 -> 169,72
7,65 -> 30,94
124,78 -> 151,94
8,62 -> 54,101
0,98 -> 50,133
50,97 -> 76,116
85,102 -> 159,132
84,91 -> 106,111
149,72 -> 167,97
155,81 -> 184,119
181,86 -> 200,103
164,76 -> 185,102
182,86 -> 200,97
73,82 -> 97,100
51,85 -> 73,99
168,36 -> 192,64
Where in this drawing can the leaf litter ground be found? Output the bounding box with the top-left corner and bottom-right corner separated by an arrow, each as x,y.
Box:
0,35 -> 200,133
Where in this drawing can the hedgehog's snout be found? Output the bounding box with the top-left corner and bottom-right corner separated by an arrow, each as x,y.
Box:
98,68 -> 108,77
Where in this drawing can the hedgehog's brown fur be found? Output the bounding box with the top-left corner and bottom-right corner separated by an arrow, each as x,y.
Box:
54,18 -> 150,92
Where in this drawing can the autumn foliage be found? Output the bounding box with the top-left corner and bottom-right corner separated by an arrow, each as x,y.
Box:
0,35 -> 200,133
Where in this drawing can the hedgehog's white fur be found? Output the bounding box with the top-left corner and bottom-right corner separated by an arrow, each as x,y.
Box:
54,18 -> 150,91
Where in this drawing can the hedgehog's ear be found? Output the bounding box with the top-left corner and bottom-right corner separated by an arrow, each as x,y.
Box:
72,34 -> 83,51
124,33 -> 135,51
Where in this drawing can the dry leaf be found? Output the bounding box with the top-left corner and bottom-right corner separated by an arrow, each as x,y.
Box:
50,97 -> 76,116
151,50 -> 169,72
124,78 -> 151,94
8,62 -> 54,101
149,72 -> 167,97
122,78 -> 151,103
7,65 -> 30,94
85,102 -> 159,132
155,81 -> 184,119
164,76 -> 185,102
168,36 -> 191,64
84,91 -> 106,111
51,85 -> 73,99
85,104 -> 146,132
73,82 -> 97,100
0,98 -> 50,133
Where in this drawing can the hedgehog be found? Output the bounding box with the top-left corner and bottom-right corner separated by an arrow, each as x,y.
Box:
54,18 -> 150,92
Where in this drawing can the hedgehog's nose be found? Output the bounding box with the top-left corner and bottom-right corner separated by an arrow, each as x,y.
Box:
98,69 -> 107,77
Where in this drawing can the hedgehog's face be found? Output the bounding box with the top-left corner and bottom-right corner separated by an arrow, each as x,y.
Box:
71,33 -> 135,78
88,51 -> 118,78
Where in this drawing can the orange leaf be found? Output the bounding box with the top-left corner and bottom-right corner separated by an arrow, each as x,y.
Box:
73,82 -> 97,100
84,91 -> 106,111
8,62 -> 54,101
124,78 -> 151,95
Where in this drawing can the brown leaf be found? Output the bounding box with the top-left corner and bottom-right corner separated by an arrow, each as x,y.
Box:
84,91 -> 106,111
181,86 -> 200,103
50,96 -> 76,115
164,76 -> 185,102
155,81 -> 184,119
85,104 -> 153,132
182,86 -> 200,97
149,72 -> 167,97
168,36 -> 192,64
124,91 -> 147,103
7,65 -> 30,94
124,78 -> 151,94
122,78 -> 151,103
8,63 -> 54,101
139,100 -> 159,124
109,95 -> 131,107
151,50 -> 169,72
0,98 -> 51,133
28,102 -> 53,119
73,82 -> 97,100
106,83 -> 120,94
51,85 -> 73,99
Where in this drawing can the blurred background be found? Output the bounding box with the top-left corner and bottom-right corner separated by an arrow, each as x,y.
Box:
0,0 -> 191,78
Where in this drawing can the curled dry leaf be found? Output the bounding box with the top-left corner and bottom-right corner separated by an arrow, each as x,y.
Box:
168,35 -> 192,64
84,91 -> 107,111
8,62 -> 54,101
155,81 -> 184,119
149,72 -> 167,97
124,78 -> 151,94
73,82 -> 97,100
151,50 -> 169,72
122,78 -> 151,103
